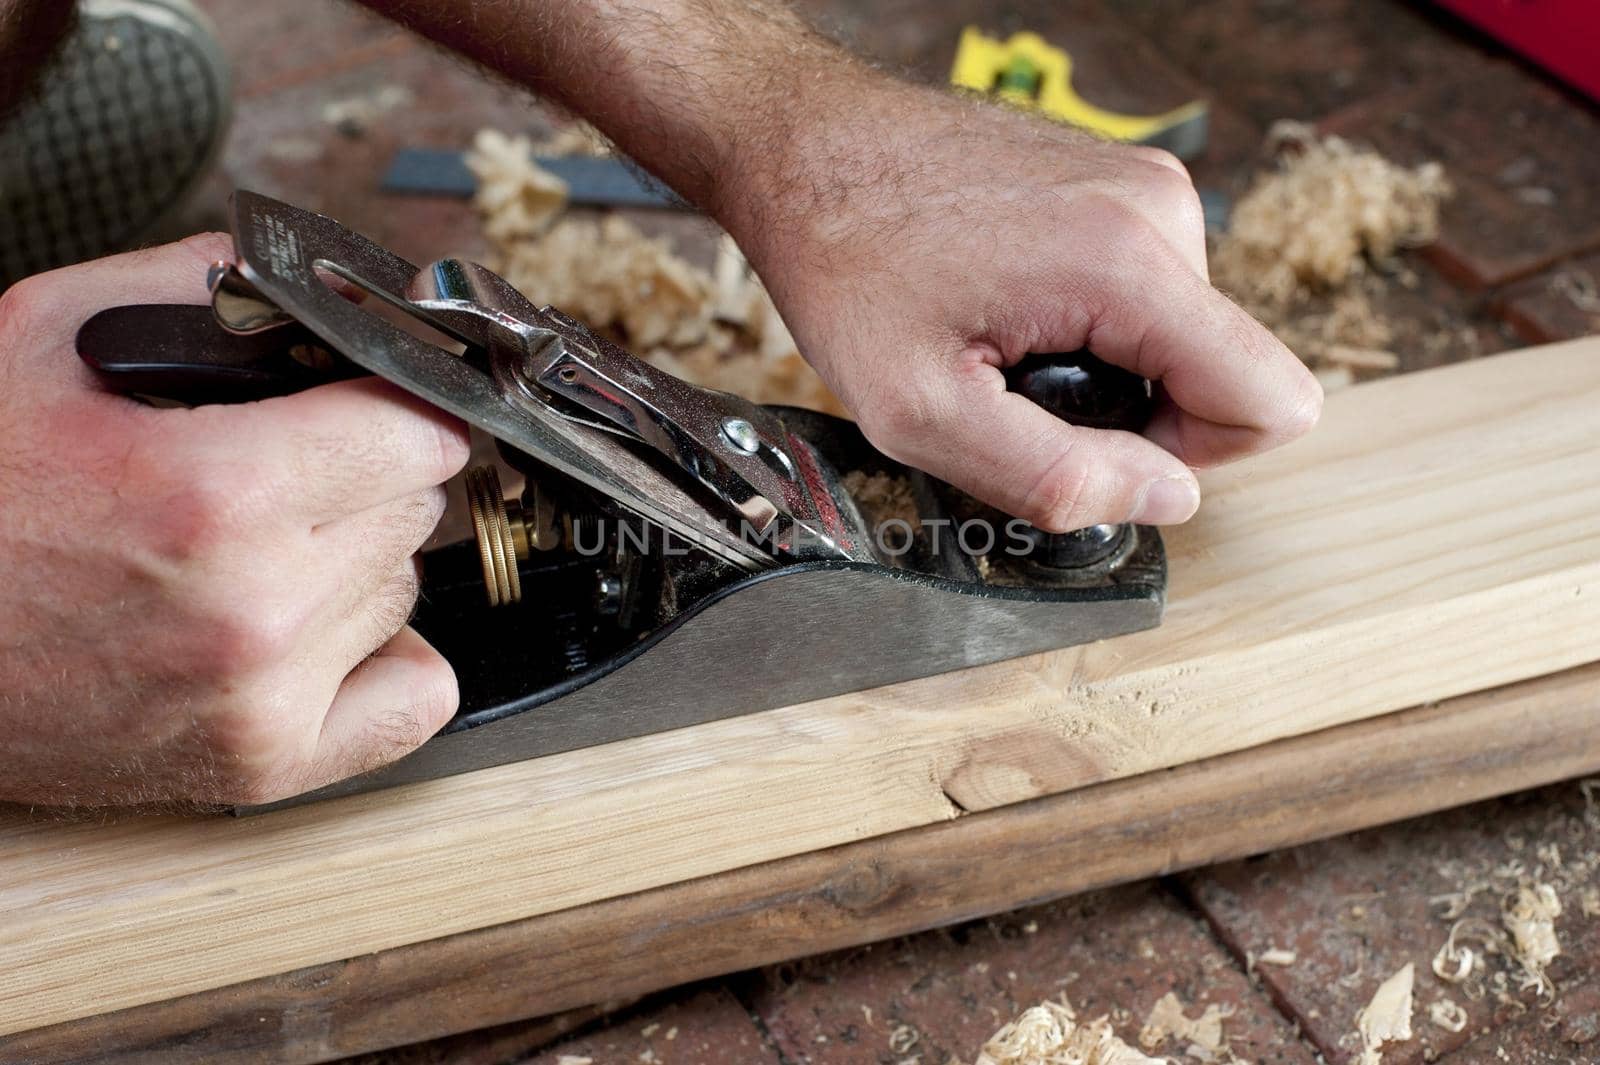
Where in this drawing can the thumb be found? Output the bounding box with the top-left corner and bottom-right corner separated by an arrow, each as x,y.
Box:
860,357 -> 1199,534
3,233 -> 236,383
10,232 -> 234,329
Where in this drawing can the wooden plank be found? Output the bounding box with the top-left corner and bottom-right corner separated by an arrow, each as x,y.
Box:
7,663 -> 1600,1065
2,337 -> 1599,1035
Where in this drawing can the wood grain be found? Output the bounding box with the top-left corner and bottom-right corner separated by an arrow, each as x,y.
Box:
3,338 -> 1599,1035
7,663 -> 1600,1065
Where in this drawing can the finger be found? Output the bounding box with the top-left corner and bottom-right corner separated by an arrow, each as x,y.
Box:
1088,249 -> 1322,467
166,376 -> 471,523
8,233 -> 235,338
302,626 -> 459,794
865,356 -> 1200,533
4,233 -> 237,388
313,488 -> 447,629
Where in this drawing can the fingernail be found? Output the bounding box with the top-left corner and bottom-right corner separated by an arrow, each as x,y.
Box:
1131,475 -> 1200,525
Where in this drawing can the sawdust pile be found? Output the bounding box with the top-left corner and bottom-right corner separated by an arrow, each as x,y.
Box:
464,129 -> 845,416
1212,121 -> 1452,383
973,998 -> 1170,1065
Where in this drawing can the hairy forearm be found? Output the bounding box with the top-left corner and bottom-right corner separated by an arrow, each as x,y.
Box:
353,0 -> 895,242
0,0 -> 76,116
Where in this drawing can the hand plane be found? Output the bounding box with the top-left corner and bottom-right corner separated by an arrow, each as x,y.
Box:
76,191 -> 1166,807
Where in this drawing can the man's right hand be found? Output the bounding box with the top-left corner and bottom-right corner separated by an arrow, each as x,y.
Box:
0,234 -> 470,807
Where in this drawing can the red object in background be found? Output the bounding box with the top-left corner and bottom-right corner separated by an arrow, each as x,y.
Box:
1431,0 -> 1600,102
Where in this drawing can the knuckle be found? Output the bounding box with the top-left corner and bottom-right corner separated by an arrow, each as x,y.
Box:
380,680 -> 457,753
368,567 -> 423,637
336,671 -> 459,782
1083,195 -> 1165,258
177,231 -> 236,266
151,472 -> 245,561
0,274 -> 56,340
1129,146 -> 1190,180
857,384 -> 942,456
431,418 -> 472,481
198,601 -> 307,678
1021,450 -> 1096,533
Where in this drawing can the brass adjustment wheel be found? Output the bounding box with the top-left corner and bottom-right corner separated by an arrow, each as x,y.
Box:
465,466 -> 530,606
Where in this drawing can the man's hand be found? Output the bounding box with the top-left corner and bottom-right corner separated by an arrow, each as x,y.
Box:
0,235 -> 469,806
723,89 -> 1322,529
364,0 -> 1321,532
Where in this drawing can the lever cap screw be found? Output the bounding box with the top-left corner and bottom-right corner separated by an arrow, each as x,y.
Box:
720,417 -> 761,455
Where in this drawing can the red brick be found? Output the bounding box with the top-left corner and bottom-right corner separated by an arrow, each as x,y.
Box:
1494,255 -> 1600,345
748,883 -> 1317,1065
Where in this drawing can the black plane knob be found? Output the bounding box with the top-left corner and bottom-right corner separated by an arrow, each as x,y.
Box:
1004,350 -> 1154,569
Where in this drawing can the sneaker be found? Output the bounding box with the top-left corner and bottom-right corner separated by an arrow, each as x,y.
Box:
0,0 -> 232,289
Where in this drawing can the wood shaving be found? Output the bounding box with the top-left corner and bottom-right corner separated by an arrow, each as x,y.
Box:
889,1023 -> 921,1054
1138,992 -> 1233,1059
1256,948 -> 1297,967
492,214 -> 714,348
1427,997 -> 1468,1034
1320,345 -> 1400,372
467,129 -> 846,416
974,998 -> 1170,1065
465,130 -> 570,242
556,1056 -> 594,1065
1313,365 -> 1355,393
842,471 -> 919,535
1215,122 -> 1450,302
533,119 -> 613,157
1212,122 -> 1450,371
1354,962 -> 1414,1065
1502,882 -> 1561,997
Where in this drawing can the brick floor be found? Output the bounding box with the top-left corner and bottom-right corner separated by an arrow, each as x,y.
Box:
746,882 -> 1316,1065
1184,781 -> 1600,1065
80,0 -> 1600,1061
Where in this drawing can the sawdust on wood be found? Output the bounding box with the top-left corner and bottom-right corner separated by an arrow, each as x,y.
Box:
1212,120 -> 1451,376
1353,961 -> 1414,1065
974,998 -> 1169,1065
465,129 -> 846,416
